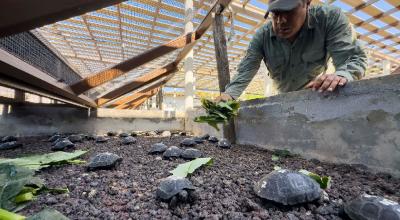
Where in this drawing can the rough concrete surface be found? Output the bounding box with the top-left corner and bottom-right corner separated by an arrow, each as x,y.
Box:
236,74 -> 400,176
0,105 -> 184,136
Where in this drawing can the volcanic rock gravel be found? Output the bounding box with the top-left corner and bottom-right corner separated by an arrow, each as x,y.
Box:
1,135 -> 399,220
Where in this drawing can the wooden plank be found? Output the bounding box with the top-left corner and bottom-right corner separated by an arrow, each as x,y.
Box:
96,62 -> 177,106
213,3 -> 236,143
70,32 -> 195,94
0,48 -> 96,108
0,0 -> 126,38
119,88 -> 160,109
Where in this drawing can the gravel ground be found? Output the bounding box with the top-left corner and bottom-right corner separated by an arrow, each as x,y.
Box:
1,134 -> 399,220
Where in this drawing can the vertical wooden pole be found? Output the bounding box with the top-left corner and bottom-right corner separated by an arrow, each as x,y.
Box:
213,4 -> 236,143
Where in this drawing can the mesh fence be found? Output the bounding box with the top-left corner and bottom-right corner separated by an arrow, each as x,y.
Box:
0,32 -> 82,85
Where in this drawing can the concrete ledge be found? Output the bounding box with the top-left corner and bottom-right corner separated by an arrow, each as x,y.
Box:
236,74 -> 400,176
185,108 -> 224,138
96,108 -> 185,119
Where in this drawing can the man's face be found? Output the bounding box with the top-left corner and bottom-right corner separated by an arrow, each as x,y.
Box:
271,3 -> 308,41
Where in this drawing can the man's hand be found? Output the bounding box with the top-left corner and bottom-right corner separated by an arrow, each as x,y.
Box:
305,74 -> 347,92
215,93 -> 233,102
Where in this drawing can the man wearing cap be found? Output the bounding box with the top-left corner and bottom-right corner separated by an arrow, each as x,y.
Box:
216,0 -> 367,101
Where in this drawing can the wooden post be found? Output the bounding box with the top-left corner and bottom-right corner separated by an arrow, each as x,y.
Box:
213,4 -> 236,143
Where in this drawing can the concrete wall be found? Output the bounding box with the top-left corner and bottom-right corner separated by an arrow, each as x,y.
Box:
0,105 -> 184,136
185,108 -> 223,138
236,74 -> 400,176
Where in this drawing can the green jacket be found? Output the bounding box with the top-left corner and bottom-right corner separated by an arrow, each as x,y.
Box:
225,5 -> 367,99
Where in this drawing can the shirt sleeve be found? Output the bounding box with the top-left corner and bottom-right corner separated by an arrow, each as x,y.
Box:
325,7 -> 367,81
225,27 -> 265,99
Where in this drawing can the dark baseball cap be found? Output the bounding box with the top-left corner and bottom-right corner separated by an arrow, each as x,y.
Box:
264,0 -> 303,18
267,0 -> 303,12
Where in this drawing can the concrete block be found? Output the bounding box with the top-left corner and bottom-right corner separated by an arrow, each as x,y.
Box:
236,74 -> 400,176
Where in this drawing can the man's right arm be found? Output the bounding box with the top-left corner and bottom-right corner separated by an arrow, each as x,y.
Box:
224,27 -> 265,100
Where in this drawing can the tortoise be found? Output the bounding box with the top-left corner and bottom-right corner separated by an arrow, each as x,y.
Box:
95,136 -> 108,143
163,146 -> 183,159
217,138 -> 231,149
180,138 -> 197,147
193,137 -> 205,144
68,134 -> 83,143
2,136 -> 17,143
344,194 -> 400,220
254,169 -> 321,205
107,131 -> 117,136
48,134 -> 61,142
0,141 -> 22,150
85,134 -> 97,141
156,176 -> 196,206
51,139 -> 75,151
119,133 -> 129,138
208,136 -> 219,143
181,148 -> 203,159
200,134 -> 210,140
149,143 -> 168,154
121,136 -> 137,145
87,152 -> 122,171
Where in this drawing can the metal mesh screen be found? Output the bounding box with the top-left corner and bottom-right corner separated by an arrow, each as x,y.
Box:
0,32 -> 82,85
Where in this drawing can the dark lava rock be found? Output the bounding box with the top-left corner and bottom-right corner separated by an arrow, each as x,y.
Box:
121,136 -> 137,145
87,152 -> 122,171
217,138 -> 231,149
85,134 -> 97,141
119,133 -> 129,138
179,132 -> 187,136
149,143 -> 168,154
163,146 -> 183,159
193,137 -> 205,144
2,136 -> 17,143
51,139 -> 75,151
131,132 -> 138,137
156,176 -> 195,202
0,141 -> 22,150
208,136 -> 219,143
344,194 -> 400,220
68,134 -> 83,143
107,131 -> 117,136
181,148 -> 203,159
254,169 -> 321,205
96,136 -> 108,143
180,138 -> 196,147
51,137 -> 66,146
48,134 -> 61,142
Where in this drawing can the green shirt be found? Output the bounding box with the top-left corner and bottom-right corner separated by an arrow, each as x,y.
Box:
225,5 -> 367,99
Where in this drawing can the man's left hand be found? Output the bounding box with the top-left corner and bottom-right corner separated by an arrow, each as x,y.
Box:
305,74 -> 347,92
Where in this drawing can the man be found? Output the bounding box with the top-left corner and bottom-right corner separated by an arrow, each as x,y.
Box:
216,0 -> 367,101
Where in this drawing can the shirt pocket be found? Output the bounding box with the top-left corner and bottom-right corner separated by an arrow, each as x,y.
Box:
265,55 -> 285,80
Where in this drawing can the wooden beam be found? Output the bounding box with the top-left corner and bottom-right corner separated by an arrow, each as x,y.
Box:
0,48 -> 96,108
0,0 -> 126,38
70,32 -> 196,94
87,0 -> 233,103
96,62 -> 177,106
118,88 -> 160,109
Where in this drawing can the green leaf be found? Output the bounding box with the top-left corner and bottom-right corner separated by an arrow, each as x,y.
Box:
26,209 -> 69,220
14,192 -> 34,204
273,166 -> 282,171
0,208 -> 25,220
0,150 -> 87,171
299,169 -> 331,189
271,155 -> 279,161
170,158 -> 213,178
194,98 -> 240,131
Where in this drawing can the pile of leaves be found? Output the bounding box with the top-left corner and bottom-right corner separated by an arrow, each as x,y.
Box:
194,99 -> 240,131
299,169 -> 331,189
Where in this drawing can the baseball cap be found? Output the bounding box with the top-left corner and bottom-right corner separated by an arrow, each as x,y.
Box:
264,0 -> 303,18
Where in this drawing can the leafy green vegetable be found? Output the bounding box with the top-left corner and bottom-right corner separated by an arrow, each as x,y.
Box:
170,158 -> 213,177
0,150 -> 87,171
299,169 -> 331,189
271,155 -> 279,161
0,208 -> 25,220
26,208 -> 69,220
194,99 -> 240,131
